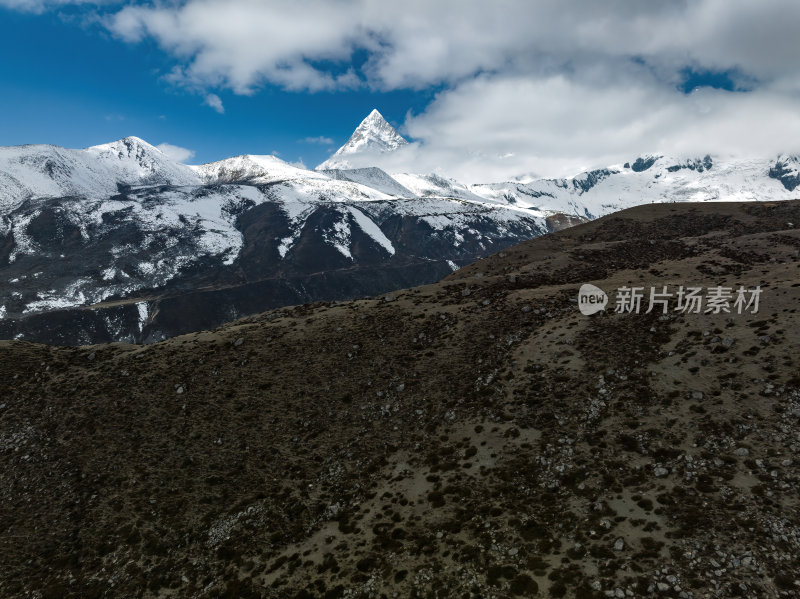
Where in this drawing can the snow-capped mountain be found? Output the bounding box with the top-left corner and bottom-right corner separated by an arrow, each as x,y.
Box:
470,153 -> 800,220
192,153 -> 328,185
769,154 -> 800,191
316,109 -> 408,170
1,113 -> 799,345
0,136 -> 199,215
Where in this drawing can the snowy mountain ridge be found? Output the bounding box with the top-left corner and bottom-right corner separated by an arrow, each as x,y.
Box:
0,136 -> 199,216
192,154 -> 329,185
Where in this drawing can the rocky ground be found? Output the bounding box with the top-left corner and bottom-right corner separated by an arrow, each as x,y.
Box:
1,200 -> 799,598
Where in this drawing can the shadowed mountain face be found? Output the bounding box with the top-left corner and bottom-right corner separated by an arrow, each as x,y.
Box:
1,200 -> 799,598
0,187 -> 574,345
0,134 -> 587,346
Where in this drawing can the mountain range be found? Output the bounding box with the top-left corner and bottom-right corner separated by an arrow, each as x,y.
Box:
0,110 -> 798,344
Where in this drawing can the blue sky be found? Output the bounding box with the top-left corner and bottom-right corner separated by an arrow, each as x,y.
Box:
2,1 -> 800,181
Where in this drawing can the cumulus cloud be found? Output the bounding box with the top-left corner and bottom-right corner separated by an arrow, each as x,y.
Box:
203,93 -> 224,114
156,142 -> 195,163
107,0 -> 364,92
100,0 -> 800,93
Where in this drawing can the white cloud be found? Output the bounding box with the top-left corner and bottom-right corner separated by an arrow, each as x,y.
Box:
100,0 -> 800,93
107,0 -> 365,92
301,136 -> 334,145
203,93 -> 224,114
156,142 -> 196,163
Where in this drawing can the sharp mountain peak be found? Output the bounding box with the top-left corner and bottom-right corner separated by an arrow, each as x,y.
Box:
316,109 -> 408,170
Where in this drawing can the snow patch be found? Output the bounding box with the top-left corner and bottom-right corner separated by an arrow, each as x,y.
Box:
137,301 -> 149,331
347,206 -> 395,255
323,212 -> 353,259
